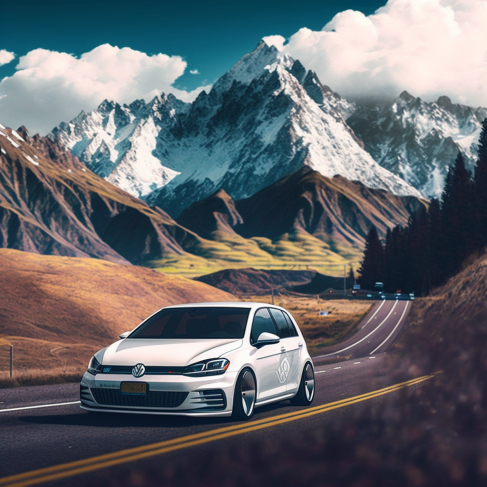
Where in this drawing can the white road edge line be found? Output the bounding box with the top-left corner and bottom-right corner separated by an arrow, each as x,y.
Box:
315,370 -> 326,374
0,401 -> 80,413
370,301 -> 410,355
315,300 -> 399,358
361,300 -> 386,329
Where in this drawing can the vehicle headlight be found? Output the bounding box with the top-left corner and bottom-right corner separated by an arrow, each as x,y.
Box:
182,359 -> 230,377
87,355 -> 103,375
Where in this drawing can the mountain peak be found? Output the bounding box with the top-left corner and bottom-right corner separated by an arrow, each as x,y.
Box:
436,95 -> 453,109
398,90 -> 416,103
215,39 -> 293,91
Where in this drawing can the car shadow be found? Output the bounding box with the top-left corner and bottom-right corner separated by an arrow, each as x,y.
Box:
19,401 -> 295,429
19,410 -> 230,429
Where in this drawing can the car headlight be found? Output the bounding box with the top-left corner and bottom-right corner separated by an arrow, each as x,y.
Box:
87,355 -> 103,375
182,359 -> 230,377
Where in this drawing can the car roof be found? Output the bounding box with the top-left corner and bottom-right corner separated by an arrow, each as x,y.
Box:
162,302 -> 280,310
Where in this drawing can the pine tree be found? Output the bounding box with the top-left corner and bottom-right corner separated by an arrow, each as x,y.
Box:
441,152 -> 473,276
474,118 -> 487,246
348,265 -> 355,286
426,198 -> 443,290
358,227 -> 384,290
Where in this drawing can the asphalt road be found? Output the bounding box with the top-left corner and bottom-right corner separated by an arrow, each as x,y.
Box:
0,300 -> 424,487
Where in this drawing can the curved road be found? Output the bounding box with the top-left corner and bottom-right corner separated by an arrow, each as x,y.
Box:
0,300 -> 426,487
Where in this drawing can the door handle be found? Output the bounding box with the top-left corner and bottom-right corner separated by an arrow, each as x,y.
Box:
280,346 -> 286,353
298,342 -> 303,347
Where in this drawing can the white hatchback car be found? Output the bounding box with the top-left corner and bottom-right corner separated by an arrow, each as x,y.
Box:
80,302 -> 315,420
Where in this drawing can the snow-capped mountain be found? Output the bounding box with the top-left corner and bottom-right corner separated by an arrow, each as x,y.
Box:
50,94 -> 189,197
347,92 -> 487,199
50,40 -> 420,217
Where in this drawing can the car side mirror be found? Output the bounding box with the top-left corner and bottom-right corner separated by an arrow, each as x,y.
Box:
255,332 -> 280,346
119,331 -> 131,339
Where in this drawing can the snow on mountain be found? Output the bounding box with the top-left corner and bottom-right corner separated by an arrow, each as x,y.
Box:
347,92 -> 487,199
50,94 -> 188,197
50,41 -> 421,217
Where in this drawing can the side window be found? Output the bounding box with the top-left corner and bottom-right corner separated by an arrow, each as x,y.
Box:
282,311 -> 299,337
251,308 -> 277,344
269,308 -> 291,338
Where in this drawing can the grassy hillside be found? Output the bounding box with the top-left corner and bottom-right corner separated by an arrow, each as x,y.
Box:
0,249 -> 233,383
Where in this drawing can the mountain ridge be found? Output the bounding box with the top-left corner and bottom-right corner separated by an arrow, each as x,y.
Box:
49,41 -> 421,218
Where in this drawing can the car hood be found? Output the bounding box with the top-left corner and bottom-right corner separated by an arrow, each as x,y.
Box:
102,338 -> 243,367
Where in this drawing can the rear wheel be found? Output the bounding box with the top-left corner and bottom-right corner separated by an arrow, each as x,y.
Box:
291,362 -> 315,406
232,368 -> 256,420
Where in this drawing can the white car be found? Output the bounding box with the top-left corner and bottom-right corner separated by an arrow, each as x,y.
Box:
80,302 -> 315,420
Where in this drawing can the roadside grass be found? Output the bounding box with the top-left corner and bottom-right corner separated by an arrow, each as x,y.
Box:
239,295 -> 372,355
0,366 -> 85,389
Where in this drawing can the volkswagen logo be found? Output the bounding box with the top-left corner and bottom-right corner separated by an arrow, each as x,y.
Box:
132,363 -> 146,378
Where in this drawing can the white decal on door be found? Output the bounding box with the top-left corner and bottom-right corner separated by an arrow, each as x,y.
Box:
277,357 -> 290,383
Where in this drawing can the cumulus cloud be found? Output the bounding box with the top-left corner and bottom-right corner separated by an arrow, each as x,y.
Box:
0,50 -> 15,66
277,0 -> 487,107
0,44 -> 210,135
189,69 -> 200,75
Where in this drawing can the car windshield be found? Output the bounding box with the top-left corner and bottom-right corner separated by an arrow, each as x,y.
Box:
128,307 -> 250,339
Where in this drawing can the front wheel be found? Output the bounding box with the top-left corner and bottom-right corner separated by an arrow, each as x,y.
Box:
232,368 -> 256,421
291,362 -> 315,406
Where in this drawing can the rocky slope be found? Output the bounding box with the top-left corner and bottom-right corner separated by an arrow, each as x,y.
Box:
50,41 -> 420,217
348,92 -> 487,198
0,124 -> 210,264
178,167 -> 427,251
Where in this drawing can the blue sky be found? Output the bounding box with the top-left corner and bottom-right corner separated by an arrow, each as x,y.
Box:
1,0 -> 486,134
0,0 -> 384,90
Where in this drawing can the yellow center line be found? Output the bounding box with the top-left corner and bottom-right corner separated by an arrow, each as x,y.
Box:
0,374 -> 435,487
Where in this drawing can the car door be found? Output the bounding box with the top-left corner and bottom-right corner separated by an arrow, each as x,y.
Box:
269,308 -> 301,393
280,310 -> 303,393
250,308 -> 287,401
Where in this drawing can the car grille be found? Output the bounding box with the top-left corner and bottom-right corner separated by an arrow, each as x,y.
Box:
90,388 -> 188,408
189,389 -> 226,410
99,365 -> 185,375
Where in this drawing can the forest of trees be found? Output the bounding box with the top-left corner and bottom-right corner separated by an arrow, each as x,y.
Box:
358,118 -> 487,296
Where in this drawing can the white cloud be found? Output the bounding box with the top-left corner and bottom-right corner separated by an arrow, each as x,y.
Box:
189,69 -> 200,75
0,44 -> 210,135
0,50 -> 15,66
262,35 -> 286,51
279,0 -> 487,107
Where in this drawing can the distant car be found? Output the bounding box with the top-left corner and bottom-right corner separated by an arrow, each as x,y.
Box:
80,303 -> 315,420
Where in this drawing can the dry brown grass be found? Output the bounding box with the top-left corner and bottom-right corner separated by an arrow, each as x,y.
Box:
0,249 -> 234,381
240,295 -> 372,355
0,366 -> 85,388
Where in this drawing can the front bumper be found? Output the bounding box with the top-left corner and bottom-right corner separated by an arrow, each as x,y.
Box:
80,370 -> 237,417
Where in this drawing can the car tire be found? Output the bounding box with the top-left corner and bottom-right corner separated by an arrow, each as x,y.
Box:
232,368 -> 256,421
291,362 -> 315,406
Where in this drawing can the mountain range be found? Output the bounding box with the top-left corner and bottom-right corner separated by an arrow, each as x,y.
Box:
348,92 -> 487,198
48,40 -> 486,215
50,41 -> 423,218
0,125 -> 424,273
2,39 -> 484,276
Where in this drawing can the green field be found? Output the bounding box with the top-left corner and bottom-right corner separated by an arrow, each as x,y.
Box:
145,230 -> 363,277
